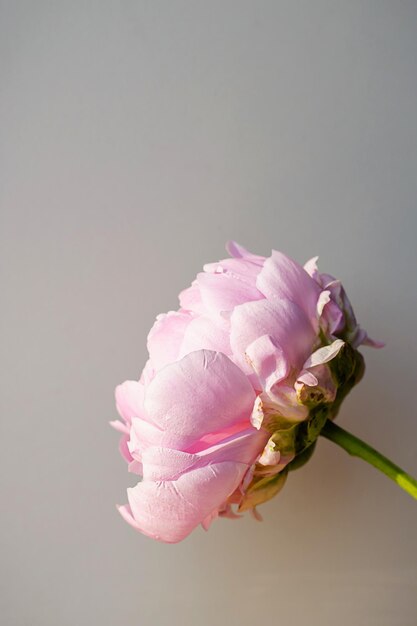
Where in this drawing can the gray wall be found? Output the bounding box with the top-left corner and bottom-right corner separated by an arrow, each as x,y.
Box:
1,2 -> 417,625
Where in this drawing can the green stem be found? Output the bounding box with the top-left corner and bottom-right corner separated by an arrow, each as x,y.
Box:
320,420 -> 417,501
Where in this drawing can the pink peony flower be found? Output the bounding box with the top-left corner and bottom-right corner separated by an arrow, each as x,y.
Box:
112,242 -> 381,542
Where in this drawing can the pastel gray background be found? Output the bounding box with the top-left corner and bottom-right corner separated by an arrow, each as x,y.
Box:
1,2 -> 416,625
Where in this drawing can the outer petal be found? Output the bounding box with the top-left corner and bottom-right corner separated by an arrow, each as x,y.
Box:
178,280 -> 206,314
230,299 -> 316,374
115,380 -> 146,425
226,241 -> 265,266
303,256 -> 320,281
245,334 -> 289,392
117,503 -> 143,532
144,350 -> 256,445
302,339 -> 345,369
203,257 -> 264,285
257,250 -> 321,321
196,271 -> 263,314
179,313 -> 231,358
322,299 -> 344,335
126,461 -> 249,543
128,418 -> 162,460
141,427 -> 267,482
147,310 -> 192,370
317,290 -> 331,317
128,413 -> 261,460
361,334 -> 385,349
118,433 -> 134,463
128,417 -> 188,459
139,359 -> 156,386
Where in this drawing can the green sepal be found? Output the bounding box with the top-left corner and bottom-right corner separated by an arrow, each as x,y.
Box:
287,441 -> 317,472
328,344 -> 365,419
238,470 -> 288,512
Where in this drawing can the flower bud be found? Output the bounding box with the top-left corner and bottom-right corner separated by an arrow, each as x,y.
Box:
113,242 -> 381,542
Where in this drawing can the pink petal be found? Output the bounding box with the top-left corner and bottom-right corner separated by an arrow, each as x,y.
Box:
267,385 -> 309,420
245,334 -> 289,391
190,419 -> 258,451
144,350 -> 256,445
201,510 -> 219,531
302,339 -> 345,369
119,433 -> 133,463
226,241 -> 265,266
147,310 -> 192,370
178,280 -> 206,314
128,415 -> 229,461
230,298 -> 316,373
296,371 -> 319,386
322,300 -> 344,334
257,250 -> 321,321
317,290 -> 331,317
115,380 -> 146,425
141,427 -> 267,482
361,335 -> 385,349
139,359 -> 156,386
128,459 -> 143,474
141,447 -> 202,482
197,271 -> 263,314
127,418 -> 151,458
179,313 -> 231,358
197,427 -> 268,462
117,503 -> 143,532
203,257 -> 263,284
304,256 -> 320,281
126,461 -> 249,543
109,419 -> 129,434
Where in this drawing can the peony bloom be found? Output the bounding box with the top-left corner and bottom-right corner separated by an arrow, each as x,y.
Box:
112,242 -> 381,542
